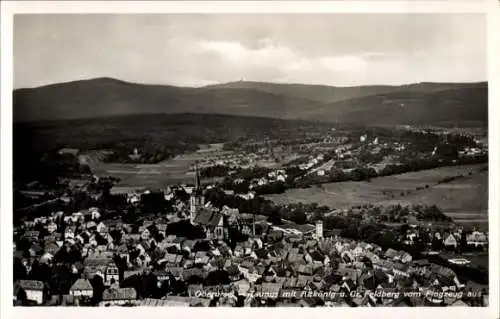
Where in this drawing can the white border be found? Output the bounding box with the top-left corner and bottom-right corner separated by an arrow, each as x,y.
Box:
1,1 -> 499,319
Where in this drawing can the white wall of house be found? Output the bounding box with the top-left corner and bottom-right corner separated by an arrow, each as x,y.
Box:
70,289 -> 93,298
25,289 -> 43,304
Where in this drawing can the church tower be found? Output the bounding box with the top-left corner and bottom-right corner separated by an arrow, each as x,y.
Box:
190,164 -> 204,223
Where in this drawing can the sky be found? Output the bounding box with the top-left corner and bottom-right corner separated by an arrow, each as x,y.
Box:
13,14 -> 486,89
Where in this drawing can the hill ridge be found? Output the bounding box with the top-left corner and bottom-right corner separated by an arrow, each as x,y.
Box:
13,77 -> 488,127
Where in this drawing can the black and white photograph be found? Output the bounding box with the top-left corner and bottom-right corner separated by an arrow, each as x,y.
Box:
1,1 -> 499,315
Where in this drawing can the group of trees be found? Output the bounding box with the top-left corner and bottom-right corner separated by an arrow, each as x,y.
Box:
102,143 -> 195,164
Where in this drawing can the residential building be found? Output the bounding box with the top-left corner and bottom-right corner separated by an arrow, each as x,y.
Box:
69,279 -> 94,298
16,280 -> 44,305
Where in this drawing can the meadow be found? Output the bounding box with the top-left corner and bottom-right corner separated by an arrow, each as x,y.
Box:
88,147 -> 221,189
266,164 -> 488,229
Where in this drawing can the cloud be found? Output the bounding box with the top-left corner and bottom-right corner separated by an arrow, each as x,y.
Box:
13,14 -> 486,88
195,38 -> 373,85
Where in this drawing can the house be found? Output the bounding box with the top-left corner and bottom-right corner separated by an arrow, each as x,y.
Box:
105,263 -> 120,285
15,280 -> 44,305
142,220 -> 154,228
226,264 -> 242,281
44,242 -> 60,255
396,251 -> 413,264
100,288 -> 137,306
444,234 -> 458,248
391,262 -> 410,278
103,219 -> 121,231
187,284 -> 204,297
96,222 -> 108,235
156,224 -> 167,237
89,207 -> 101,220
297,264 -> 314,276
69,279 -> 94,298
141,228 -> 151,240
257,282 -> 282,299
39,252 -> 54,264
46,222 -> 58,233
163,253 -> 184,266
71,212 -> 85,223
166,267 -> 183,280
124,269 -> 143,281
234,278 -> 251,295
182,268 -> 206,282
153,270 -> 170,282
365,251 -> 380,264
410,259 -> 431,275
466,231 -> 487,247
384,248 -> 399,260
86,221 -> 97,230
65,227 -> 76,240
23,231 -> 40,242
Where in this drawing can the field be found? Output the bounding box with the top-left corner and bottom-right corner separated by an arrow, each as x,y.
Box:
266,164 -> 488,229
87,145 -> 224,189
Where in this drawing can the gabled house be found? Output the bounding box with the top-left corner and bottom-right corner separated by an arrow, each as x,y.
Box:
96,222 -> 108,235
384,248 -> 399,260
69,278 -> 94,298
365,251 -> 380,264
397,251 -> 413,264
153,269 -> 170,282
15,280 -> 44,305
140,228 -> 151,241
64,227 -> 76,240
105,262 -> 120,285
156,224 -> 167,237
46,222 -> 58,233
39,252 -> 54,264
86,221 -> 97,231
226,264 -> 242,281
88,207 -> 101,220
44,241 -> 60,255
23,231 -> 40,242
466,231 -> 487,247
100,287 -> 137,306
444,234 -> 458,249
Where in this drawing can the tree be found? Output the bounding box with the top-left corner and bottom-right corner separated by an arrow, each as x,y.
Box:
14,258 -> 27,281
90,275 -> 105,305
431,236 -> 443,251
268,213 -> 283,225
341,223 -> 359,240
290,209 -> 307,225
378,231 -> 397,250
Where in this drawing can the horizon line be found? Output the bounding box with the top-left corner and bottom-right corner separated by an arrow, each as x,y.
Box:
13,76 -> 489,91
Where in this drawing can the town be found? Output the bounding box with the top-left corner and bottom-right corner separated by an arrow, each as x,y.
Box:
9,9 -> 492,310
13,136 -> 489,306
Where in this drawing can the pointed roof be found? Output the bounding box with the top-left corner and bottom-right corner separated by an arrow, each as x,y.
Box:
193,163 -> 202,192
70,278 -> 93,291
194,208 -> 223,227
17,280 -> 44,291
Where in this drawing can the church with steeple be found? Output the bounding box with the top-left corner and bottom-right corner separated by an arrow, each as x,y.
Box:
190,164 -> 205,223
189,164 -> 229,241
